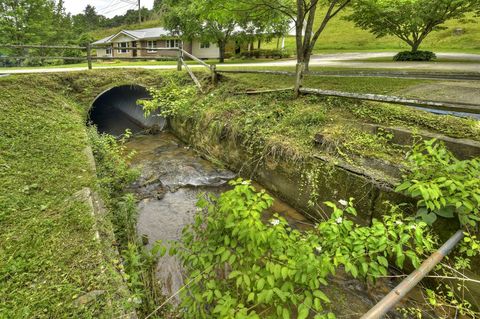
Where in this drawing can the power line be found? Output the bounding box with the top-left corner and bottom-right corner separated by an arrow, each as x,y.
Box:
118,0 -> 141,22
99,2 -> 137,16
97,0 -> 123,13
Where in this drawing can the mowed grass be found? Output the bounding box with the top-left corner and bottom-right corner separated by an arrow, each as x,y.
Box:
216,71 -> 435,96
263,11 -> 480,54
0,75 -> 129,318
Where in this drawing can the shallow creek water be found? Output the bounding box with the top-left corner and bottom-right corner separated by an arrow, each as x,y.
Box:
126,132 -> 431,318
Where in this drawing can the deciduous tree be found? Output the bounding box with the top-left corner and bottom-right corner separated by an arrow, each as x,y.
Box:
162,0 -> 288,63
348,0 -> 480,53
235,0 -> 352,70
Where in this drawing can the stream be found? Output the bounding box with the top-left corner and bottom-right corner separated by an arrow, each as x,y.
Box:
125,131 -> 434,318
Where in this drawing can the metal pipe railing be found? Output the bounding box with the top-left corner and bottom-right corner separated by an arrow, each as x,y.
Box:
361,229 -> 465,319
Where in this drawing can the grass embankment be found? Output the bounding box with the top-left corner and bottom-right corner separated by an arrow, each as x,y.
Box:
264,11 -> 480,54
0,76 -> 132,317
0,70 -> 192,318
176,71 -> 479,166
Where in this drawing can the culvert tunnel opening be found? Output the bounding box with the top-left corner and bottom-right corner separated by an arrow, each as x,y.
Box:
89,85 -> 165,136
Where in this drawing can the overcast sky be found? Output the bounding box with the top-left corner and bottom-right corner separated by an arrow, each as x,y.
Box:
64,0 -> 154,18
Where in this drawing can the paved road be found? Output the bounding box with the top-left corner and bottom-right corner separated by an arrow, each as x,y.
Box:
1,52 -> 479,74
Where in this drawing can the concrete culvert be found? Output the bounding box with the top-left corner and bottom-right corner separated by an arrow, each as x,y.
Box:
88,84 -> 166,136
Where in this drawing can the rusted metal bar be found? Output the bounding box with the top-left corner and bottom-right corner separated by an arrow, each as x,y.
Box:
361,229 -> 465,319
181,49 -> 210,69
299,87 -> 480,114
181,58 -> 203,92
0,44 -> 86,50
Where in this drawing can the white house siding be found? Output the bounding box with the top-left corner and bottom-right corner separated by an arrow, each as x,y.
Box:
112,34 -> 135,43
191,40 -> 220,59
95,48 -> 112,57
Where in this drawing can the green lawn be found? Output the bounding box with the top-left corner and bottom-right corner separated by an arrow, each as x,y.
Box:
265,10 -> 480,54
217,71 -> 435,96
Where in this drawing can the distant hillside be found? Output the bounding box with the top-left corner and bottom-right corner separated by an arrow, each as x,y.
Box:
89,11 -> 479,53
88,19 -> 164,40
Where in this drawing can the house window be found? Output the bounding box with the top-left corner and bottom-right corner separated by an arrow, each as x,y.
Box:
106,47 -> 112,55
200,42 -> 210,49
166,39 -> 180,48
117,42 -> 129,53
147,41 -> 157,53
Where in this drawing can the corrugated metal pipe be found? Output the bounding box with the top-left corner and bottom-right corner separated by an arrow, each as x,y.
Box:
361,229 -> 465,319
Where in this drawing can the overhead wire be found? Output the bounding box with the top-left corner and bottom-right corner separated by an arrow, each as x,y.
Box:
99,2 -> 137,16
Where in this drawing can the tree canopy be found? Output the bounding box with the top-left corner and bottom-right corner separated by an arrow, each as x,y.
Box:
232,0 -> 352,69
348,0 -> 480,52
162,0 -> 288,62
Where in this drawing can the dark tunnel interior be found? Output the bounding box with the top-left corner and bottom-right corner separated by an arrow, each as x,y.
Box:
89,85 -> 153,136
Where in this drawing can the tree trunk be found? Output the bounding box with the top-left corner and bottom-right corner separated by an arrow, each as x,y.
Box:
257,39 -> 261,49
304,51 -> 312,71
411,41 -> 421,53
218,40 -> 226,63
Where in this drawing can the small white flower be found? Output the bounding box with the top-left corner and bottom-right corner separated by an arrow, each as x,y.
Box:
338,199 -> 348,206
241,180 -> 250,185
335,217 -> 343,224
315,246 -> 322,253
270,219 -> 280,226
395,221 -> 403,225
410,224 -> 416,230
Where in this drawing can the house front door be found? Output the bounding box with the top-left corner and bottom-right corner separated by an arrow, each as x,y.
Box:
132,41 -> 137,57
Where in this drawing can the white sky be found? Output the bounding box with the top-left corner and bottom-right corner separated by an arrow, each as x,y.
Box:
63,0 -> 154,18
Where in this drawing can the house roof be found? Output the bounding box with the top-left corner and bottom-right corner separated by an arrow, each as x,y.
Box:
92,27 -> 175,45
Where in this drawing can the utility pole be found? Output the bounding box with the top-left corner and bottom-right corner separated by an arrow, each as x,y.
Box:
138,0 -> 141,23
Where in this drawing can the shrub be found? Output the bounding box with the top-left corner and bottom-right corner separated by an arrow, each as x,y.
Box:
169,179 -> 432,318
239,49 -> 290,59
396,139 -> 480,226
393,51 -> 437,62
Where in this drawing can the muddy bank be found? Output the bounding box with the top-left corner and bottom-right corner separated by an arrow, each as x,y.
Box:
169,117 -> 411,226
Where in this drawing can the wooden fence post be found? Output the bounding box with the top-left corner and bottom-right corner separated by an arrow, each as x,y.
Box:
177,49 -> 182,71
211,64 -> 217,85
294,62 -> 305,97
86,44 -> 92,70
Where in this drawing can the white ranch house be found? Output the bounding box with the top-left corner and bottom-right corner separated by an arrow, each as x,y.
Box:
93,27 -> 224,59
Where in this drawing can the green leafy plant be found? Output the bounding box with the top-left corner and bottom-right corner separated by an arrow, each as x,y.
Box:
170,179 -> 431,318
138,75 -> 197,118
87,127 -> 139,195
87,128 -> 173,317
396,139 -> 480,226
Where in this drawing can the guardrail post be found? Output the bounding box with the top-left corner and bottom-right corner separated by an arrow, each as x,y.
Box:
211,64 -> 217,85
294,62 -> 305,98
177,49 -> 182,71
86,44 -> 92,70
